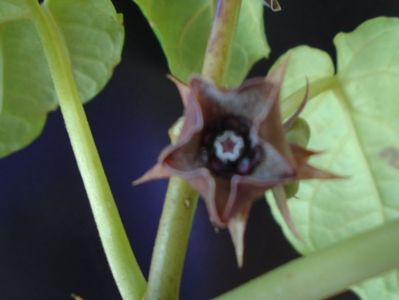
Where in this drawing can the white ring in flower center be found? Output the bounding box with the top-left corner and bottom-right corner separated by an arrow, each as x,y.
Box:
214,130 -> 244,162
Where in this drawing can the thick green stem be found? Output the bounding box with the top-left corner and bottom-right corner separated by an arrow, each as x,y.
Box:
202,0 -> 243,86
146,1 -> 243,299
28,2 -> 145,299
216,220 -> 399,300
146,120 -> 199,300
146,176 -> 198,300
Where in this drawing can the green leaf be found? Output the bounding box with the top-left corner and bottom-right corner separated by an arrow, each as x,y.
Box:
0,5 -> 54,157
0,0 -> 30,21
268,17 -> 399,299
133,0 -> 270,86
45,0 -> 124,103
0,0 -> 123,158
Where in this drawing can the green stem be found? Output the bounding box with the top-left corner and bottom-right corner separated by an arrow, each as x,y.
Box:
28,2 -> 145,299
146,120 -> 199,300
146,1 -> 243,299
146,176 -> 198,300
202,0 -> 243,86
216,220 -> 399,300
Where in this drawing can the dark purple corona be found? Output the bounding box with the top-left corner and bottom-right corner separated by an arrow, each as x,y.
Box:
200,115 -> 263,177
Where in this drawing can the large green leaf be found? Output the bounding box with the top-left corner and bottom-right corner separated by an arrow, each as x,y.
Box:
268,17 -> 399,299
0,0 -> 30,21
133,0 -> 270,86
0,0 -> 123,158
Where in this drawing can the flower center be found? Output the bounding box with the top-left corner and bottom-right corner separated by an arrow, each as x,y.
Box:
200,115 -> 263,177
214,130 -> 244,163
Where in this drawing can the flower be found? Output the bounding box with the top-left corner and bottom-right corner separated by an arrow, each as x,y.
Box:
135,61 -> 336,266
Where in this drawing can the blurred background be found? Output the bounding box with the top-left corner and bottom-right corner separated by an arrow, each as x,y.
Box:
0,0 -> 398,299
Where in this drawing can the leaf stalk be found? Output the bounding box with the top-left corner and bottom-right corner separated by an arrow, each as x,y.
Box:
216,220 -> 399,300
27,2 -> 145,299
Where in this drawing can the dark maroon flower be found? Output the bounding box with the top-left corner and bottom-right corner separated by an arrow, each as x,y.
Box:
135,61 -> 335,265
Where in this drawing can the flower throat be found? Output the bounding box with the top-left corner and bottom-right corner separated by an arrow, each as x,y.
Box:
200,115 -> 263,177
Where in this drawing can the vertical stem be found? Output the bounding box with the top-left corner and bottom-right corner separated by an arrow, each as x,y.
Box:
28,2 -> 145,299
146,121 -> 199,300
202,0 -> 243,85
146,0 -> 243,299
146,176 -> 198,300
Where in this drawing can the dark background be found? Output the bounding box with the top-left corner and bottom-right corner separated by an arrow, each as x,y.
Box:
1,1 -> 398,299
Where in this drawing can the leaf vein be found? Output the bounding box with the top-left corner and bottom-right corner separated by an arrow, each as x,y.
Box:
334,84 -> 388,224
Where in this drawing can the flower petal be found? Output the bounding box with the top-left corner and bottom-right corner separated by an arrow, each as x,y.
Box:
189,76 -> 226,124
272,185 -> 302,240
290,144 -> 342,180
250,142 -> 294,182
284,80 -> 309,131
227,202 -> 252,267
256,59 -> 295,165
133,163 -> 171,185
224,175 -> 287,267
176,169 -> 231,227
135,77 -> 207,184
162,133 -> 203,172
223,171 -> 291,225
271,145 -> 343,241
133,132 -> 204,185
174,83 -> 204,143
189,76 -> 277,125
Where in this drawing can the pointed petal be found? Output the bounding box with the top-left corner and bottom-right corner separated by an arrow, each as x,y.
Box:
290,144 -> 343,179
221,143 -> 296,226
284,79 -> 309,130
134,132 -> 204,186
272,185 -> 303,241
256,59 -> 295,165
297,163 -> 343,180
227,203 -> 252,268
162,133 -> 203,172
133,164 -> 171,185
189,76 -> 226,124
208,177 -> 231,226
176,92 -> 203,143
290,143 -> 320,162
166,76 -> 206,146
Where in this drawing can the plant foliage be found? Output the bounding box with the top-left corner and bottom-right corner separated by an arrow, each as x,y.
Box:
133,0 -> 270,86
0,0 -> 123,158
269,17 -> 399,299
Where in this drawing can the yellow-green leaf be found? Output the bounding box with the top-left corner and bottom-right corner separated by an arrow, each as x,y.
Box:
0,0 -> 123,158
269,17 -> 399,299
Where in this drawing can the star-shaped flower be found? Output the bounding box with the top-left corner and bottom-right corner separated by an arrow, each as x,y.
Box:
135,61 -> 336,266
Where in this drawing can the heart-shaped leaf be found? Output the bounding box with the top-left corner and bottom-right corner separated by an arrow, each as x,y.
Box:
269,17 -> 399,299
0,0 -> 123,158
133,0 -> 270,86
